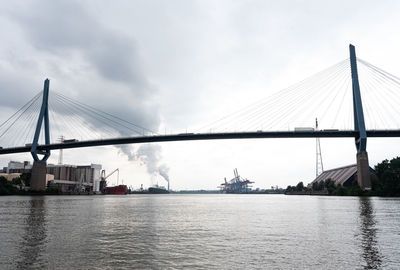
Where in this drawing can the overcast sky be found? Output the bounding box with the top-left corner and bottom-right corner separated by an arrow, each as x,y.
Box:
1,0 -> 400,190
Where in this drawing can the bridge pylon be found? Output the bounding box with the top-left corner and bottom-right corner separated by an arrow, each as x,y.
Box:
30,79 -> 51,191
349,44 -> 371,190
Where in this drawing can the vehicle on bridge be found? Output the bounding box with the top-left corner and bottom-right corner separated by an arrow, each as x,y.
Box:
294,127 -> 314,132
63,139 -> 79,143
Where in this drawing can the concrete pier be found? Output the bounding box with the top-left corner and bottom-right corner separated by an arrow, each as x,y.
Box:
357,151 -> 371,190
30,161 -> 47,191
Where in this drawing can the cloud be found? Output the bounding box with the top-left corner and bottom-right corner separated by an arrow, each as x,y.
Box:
5,0 -> 161,130
11,0 -> 149,89
0,0 -> 168,180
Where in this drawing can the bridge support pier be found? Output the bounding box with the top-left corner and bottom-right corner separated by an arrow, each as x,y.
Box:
350,44 -> 371,191
30,161 -> 47,191
356,152 -> 371,190
30,78 -> 50,192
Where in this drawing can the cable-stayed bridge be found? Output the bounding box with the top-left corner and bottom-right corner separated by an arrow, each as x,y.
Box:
1,45 -> 400,190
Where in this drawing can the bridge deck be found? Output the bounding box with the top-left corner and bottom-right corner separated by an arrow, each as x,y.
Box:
1,130 -> 400,155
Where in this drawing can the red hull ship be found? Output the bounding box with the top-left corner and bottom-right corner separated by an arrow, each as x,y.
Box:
104,185 -> 127,195
100,168 -> 127,195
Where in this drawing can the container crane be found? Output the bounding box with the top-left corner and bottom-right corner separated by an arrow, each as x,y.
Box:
219,168 -> 254,193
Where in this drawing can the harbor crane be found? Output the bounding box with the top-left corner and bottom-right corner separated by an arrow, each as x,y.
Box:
99,168 -> 119,192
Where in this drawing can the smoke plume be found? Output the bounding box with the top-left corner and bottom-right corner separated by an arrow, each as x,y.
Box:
135,144 -> 170,186
118,145 -> 136,161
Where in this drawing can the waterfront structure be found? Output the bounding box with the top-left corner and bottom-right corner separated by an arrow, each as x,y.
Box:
47,163 -> 102,192
219,168 -> 254,193
6,161 -> 32,173
1,161 -> 101,192
310,164 -> 374,187
30,79 -> 51,191
349,44 -> 371,190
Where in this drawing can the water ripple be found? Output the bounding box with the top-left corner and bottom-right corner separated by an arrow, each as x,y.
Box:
0,195 -> 399,269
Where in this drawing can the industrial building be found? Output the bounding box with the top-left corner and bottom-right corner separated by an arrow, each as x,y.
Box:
4,161 -> 32,174
1,160 -> 54,187
47,164 -> 102,192
1,161 -> 102,193
311,164 -> 374,187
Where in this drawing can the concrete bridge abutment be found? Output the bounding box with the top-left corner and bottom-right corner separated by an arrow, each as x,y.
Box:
356,151 -> 371,190
30,161 -> 47,191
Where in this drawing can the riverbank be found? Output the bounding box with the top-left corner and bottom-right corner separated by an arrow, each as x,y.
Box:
285,190 -> 328,195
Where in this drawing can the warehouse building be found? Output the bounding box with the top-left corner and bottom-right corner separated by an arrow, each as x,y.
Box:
47,164 -> 102,192
5,161 -> 32,174
311,164 -> 374,187
1,161 -> 101,192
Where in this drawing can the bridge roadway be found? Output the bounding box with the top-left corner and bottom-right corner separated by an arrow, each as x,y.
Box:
1,129 -> 400,155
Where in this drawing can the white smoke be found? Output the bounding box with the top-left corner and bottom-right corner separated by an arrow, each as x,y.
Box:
158,164 -> 170,183
120,144 -> 170,187
118,145 -> 136,161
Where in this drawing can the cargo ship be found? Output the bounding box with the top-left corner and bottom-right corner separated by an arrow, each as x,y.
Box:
99,168 -> 127,195
104,184 -> 127,195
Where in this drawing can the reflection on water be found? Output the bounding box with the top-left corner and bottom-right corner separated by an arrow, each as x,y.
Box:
17,198 -> 47,269
359,197 -> 382,269
1,195 -> 399,269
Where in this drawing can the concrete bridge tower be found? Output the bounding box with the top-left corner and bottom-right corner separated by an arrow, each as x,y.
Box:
349,44 -> 371,190
30,79 -> 51,191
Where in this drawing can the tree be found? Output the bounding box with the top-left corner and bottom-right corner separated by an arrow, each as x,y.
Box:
20,173 -> 31,187
374,156 -> 400,196
12,177 -> 22,190
296,181 -> 304,191
333,185 -> 347,196
347,181 -> 363,196
318,180 -> 325,191
285,185 -> 297,193
324,179 -> 336,194
375,159 -> 389,177
0,176 -> 18,195
312,181 -> 319,191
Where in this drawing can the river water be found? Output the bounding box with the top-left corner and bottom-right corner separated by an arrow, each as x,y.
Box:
0,195 -> 399,269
